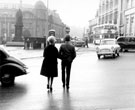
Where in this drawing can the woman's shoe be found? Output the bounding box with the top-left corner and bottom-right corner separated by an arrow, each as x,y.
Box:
63,85 -> 65,89
47,84 -> 49,89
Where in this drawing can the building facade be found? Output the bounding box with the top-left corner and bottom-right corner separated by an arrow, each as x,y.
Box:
98,0 -> 120,26
0,1 -> 66,44
124,0 -> 135,36
88,18 -> 98,42
89,0 -> 135,38
89,0 -> 125,39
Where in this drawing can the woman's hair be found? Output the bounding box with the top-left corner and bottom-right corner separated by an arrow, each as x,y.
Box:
47,36 -> 56,45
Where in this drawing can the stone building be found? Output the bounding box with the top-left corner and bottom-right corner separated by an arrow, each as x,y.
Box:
93,0 -> 122,37
124,0 -> 135,36
89,0 -> 135,38
0,1 -> 66,44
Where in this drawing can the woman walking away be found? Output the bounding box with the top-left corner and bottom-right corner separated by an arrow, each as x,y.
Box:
40,36 -> 58,91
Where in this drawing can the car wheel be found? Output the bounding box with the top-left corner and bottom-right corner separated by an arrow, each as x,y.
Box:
117,52 -> 120,56
113,54 -> 116,58
120,48 -> 123,52
97,55 -> 100,59
125,49 -> 128,52
1,71 -> 15,86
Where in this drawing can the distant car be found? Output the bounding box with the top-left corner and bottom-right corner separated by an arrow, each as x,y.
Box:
71,39 -> 86,47
0,45 -> 28,86
96,39 -> 121,59
71,40 -> 76,46
117,36 -> 135,52
93,39 -> 101,45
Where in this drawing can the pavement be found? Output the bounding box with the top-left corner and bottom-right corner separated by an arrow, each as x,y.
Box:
5,43 -> 96,60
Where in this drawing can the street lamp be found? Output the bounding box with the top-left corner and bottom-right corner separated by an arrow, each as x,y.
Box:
45,0 -> 49,47
46,0 -> 49,36
4,12 -> 8,44
65,26 -> 70,35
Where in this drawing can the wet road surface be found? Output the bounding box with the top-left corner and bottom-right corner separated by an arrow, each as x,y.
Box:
1,48 -> 135,110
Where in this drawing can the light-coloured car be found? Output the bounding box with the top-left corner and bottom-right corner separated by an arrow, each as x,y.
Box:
71,39 -> 86,47
96,39 -> 121,59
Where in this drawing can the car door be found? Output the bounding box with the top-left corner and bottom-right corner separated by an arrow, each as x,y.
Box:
117,37 -> 125,48
128,37 -> 135,49
130,37 -> 135,49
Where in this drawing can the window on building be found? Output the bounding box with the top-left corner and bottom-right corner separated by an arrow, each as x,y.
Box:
102,3 -> 104,13
110,0 -> 113,10
106,0 -> 109,11
105,15 -> 107,23
99,17 -> 101,25
109,14 -> 112,23
126,16 -> 130,35
127,0 -> 131,9
99,5 -> 101,14
114,0 -> 118,7
130,15 -> 134,35
11,23 -> 14,29
102,16 -> 104,24
131,0 -> 135,7
114,12 -> 118,24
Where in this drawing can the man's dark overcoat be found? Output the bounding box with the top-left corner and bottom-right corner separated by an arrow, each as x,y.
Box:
40,45 -> 58,77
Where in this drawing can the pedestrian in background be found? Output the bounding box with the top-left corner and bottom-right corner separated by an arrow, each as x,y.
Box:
40,36 -> 58,91
85,37 -> 89,48
58,35 -> 76,90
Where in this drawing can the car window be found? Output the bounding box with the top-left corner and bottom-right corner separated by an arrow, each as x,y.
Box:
117,37 -> 125,42
129,38 -> 135,42
101,40 -> 115,45
0,50 -> 7,59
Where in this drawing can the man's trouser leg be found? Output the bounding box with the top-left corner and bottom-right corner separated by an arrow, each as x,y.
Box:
62,61 -> 66,86
66,62 -> 72,87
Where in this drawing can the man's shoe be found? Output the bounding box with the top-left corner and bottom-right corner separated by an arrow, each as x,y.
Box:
50,87 -> 53,91
63,85 -> 65,88
66,85 -> 69,89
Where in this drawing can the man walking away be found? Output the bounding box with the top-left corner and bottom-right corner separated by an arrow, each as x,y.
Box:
58,35 -> 76,90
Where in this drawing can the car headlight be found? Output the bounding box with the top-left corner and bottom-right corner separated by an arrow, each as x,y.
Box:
111,47 -> 115,51
96,47 -> 99,52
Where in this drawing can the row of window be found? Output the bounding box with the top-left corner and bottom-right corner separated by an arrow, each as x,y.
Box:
98,11 -> 118,25
127,0 -> 135,9
125,14 -> 135,36
99,0 -> 118,14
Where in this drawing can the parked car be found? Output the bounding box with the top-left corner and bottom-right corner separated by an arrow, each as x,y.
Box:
0,45 -> 28,86
71,39 -> 86,47
117,36 -> 135,52
96,39 -> 121,59
93,39 -> 101,45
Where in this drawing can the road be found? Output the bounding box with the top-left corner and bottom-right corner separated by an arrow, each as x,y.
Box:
0,47 -> 135,110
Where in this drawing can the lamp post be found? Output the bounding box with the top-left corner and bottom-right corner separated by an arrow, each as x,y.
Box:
46,0 -> 49,37
45,0 -> 49,47
65,26 -> 70,35
5,14 -> 7,38
4,12 -> 8,44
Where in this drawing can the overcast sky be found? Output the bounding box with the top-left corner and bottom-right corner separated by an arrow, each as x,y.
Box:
0,0 -> 99,28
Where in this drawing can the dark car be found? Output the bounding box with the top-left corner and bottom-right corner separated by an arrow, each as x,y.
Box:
0,46 -> 28,86
117,36 -> 135,52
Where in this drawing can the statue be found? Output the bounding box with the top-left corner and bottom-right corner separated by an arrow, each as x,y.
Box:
13,9 -> 23,41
